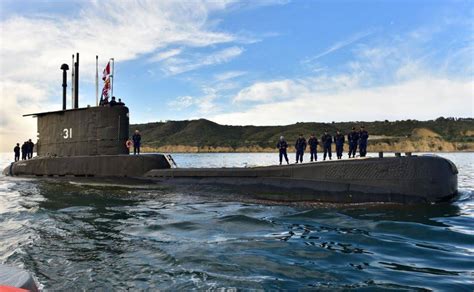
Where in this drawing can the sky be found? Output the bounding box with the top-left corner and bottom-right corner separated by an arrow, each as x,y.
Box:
0,0 -> 473,151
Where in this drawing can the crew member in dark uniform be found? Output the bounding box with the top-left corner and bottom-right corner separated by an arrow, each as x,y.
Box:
321,130 -> 332,160
359,126 -> 369,157
109,96 -> 117,106
294,134 -> 307,163
14,143 -> 20,162
277,136 -> 289,165
21,142 -> 27,160
334,130 -> 345,159
27,139 -> 34,159
132,130 -> 141,155
117,98 -> 125,106
308,134 -> 319,162
348,127 -> 359,158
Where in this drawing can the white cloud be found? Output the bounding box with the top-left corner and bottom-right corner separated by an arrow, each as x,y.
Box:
221,23 -> 474,125
150,48 -> 183,62
167,87 -> 218,114
233,80 -> 301,102
0,81 -> 55,151
198,87 -> 219,113
162,46 -> 244,75
211,76 -> 473,125
168,95 -> 194,110
0,0 -> 243,151
214,70 -> 247,81
303,29 -> 376,63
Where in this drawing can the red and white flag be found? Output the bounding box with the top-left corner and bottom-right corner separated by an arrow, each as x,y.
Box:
101,61 -> 111,99
102,61 -> 110,81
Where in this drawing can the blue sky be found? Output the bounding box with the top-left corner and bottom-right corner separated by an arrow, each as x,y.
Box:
0,0 -> 473,150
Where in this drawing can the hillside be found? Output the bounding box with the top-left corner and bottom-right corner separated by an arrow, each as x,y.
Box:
130,117 -> 474,152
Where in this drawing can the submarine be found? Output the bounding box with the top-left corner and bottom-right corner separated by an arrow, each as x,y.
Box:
3,54 -> 459,204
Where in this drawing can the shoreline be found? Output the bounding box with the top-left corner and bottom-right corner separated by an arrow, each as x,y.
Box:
140,138 -> 473,154
142,151 -> 473,154
141,146 -> 474,154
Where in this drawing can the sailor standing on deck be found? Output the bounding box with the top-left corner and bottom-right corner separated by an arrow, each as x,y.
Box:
308,134 -> 319,162
132,130 -> 141,155
334,130 -> 345,159
21,142 -> 27,160
27,139 -> 34,159
14,143 -> 20,162
109,96 -> 117,106
277,136 -> 289,165
359,126 -> 369,157
348,127 -> 359,158
294,134 -> 307,164
125,138 -> 133,154
321,130 -> 332,161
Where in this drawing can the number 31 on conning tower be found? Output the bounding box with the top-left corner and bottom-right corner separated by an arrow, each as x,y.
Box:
63,128 -> 72,139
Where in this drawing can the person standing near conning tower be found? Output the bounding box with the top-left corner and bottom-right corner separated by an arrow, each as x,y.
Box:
109,96 -> 117,106
294,134 -> 307,164
359,126 -> 369,157
308,134 -> 319,162
125,138 -> 133,154
277,136 -> 289,165
321,130 -> 332,161
334,130 -> 345,159
27,139 -> 34,159
21,142 -> 27,160
132,130 -> 141,155
348,127 -> 359,158
13,143 -> 20,162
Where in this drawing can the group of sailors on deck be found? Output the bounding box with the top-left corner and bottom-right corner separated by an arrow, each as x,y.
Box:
277,126 -> 369,165
13,139 -> 35,161
99,96 -> 125,107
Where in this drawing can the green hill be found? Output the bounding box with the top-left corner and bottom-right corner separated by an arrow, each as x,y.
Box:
130,117 -> 474,152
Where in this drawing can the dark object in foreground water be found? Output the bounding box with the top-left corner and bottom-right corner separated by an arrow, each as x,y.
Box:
0,264 -> 39,291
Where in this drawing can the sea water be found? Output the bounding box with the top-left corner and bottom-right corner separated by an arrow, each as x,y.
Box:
0,152 -> 473,290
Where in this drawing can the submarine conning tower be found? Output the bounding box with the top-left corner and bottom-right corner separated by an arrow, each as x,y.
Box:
25,105 -> 130,157
28,53 -> 129,157
4,53 -> 171,177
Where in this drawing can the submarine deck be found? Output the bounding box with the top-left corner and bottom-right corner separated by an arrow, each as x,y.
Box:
145,156 -> 458,204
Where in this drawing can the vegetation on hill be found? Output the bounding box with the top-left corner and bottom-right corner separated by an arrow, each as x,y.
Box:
130,117 -> 474,152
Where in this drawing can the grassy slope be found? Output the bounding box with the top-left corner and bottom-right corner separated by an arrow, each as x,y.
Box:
130,118 -> 474,151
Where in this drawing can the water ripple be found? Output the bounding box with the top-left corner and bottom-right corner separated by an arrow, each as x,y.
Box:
0,152 -> 473,290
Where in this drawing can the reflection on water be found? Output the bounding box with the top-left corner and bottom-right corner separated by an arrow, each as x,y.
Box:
0,152 -> 473,290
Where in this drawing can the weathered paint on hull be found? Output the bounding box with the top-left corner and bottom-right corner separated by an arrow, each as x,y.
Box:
3,154 -> 170,177
145,156 -> 458,203
3,155 -> 458,204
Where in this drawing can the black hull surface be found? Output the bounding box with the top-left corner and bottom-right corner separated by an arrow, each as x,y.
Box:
3,154 -> 171,177
3,155 -> 458,204
145,156 -> 458,204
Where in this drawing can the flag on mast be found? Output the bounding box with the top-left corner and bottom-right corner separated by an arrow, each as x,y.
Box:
101,61 -> 111,103
102,62 -> 110,81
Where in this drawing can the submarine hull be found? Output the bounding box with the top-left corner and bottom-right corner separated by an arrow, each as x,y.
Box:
3,155 -> 458,204
145,156 -> 458,204
4,154 -> 171,177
